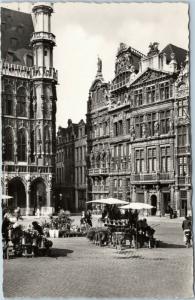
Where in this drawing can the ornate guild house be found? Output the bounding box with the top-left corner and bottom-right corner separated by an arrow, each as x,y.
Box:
87,42 -> 191,217
1,4 -> 58,215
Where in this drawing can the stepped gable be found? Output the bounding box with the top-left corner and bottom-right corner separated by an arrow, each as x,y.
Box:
1,7 -> 34,65
161,44 -> 188,68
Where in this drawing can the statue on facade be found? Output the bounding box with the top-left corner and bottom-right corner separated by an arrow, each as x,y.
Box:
169,119 -> 174,132
147,42 -> 159,57
97,57 -> 102,73
130,126 -> 135,140
154,121 -> 159,135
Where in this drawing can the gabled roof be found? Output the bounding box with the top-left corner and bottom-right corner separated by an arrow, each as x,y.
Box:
160,44 -> 188,68
130,67 -> 172,87
1,7 -> 34,65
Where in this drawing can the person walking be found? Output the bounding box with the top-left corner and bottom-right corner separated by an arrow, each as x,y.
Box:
182,216 -> 192,246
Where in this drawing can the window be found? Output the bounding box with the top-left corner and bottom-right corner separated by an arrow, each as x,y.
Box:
26,55 -> 33,67
4,85 -> 13,115
146,85 -> 155,103
160,82 -> 170,100
160,110 -> 170,134
178,156 -> 187,176
147,113 -> 156,136
126,119 -> 130,134
4,127 -> 14,161
135,115 -> 144,138
178,99 -> 188,118
148,148 -> 157,172
114,179 -> 117,190
135,149 -> 144,173
119,120 -> 123,135
178,126 -> 187,146
119,179 -> 122,188
31,130 -> 35,162
134,89 -> 143,106
17,129 -> 27,162
17,87 -> 26,117
161,146 -> 170,172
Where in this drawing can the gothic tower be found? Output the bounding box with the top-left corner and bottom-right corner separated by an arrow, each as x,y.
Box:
30,3 -> 58,214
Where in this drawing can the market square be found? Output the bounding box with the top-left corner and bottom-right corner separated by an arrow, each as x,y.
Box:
0,1 -> 194,299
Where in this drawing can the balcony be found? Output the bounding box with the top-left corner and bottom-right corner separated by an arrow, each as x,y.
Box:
31,32 -> 56,45
31,66 -> 58,82
2,164 -> 53,174
178,176 -> 191,185
131,173 -> 174,184
177,146 -> 191,155
92,186 -> 109,193
110,77 -> 129,92
1,62 -> 58,82
88,168 -> 108,176
1,61 -> 31,79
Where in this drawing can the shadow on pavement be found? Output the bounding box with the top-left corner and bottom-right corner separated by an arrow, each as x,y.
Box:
159,242 -> 186,248
49,248 -> 74,258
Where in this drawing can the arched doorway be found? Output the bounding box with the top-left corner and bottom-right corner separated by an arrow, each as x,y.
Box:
8,178 -> 26,213
30,179 -> 47,215
151,194 -> 157,216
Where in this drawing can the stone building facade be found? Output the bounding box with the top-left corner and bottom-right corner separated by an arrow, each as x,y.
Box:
1,5 -> 58,215
56,119 -> 87,212
87,43 -> 191,217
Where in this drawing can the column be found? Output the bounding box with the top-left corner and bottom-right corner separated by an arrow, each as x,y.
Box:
156,185 -> 161,216
175,186 -> 180,215
187,188 -> 192,216
25,175 -> 31,216
26,187 -> 30,216
170,185 -> 175,210
132,185 -> 136,202
75,189 -> 78,212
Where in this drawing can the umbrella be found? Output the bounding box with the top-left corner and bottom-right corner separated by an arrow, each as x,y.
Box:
120,202 -> 154,210
1,195 -> 13,200
86,198 -> 129,205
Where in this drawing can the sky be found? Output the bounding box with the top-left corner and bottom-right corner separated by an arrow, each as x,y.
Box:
1,2 -> 189,128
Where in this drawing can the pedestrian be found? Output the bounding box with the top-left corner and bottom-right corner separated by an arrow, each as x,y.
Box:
14,206 -> 21,221
182,216 -> 191,244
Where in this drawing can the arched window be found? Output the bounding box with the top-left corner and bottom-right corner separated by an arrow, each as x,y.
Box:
17,129 -> 27,162
31,130 -> 35,162
17,87 -> 26,117
4,127 -> 14,161
4,85 -> 13,115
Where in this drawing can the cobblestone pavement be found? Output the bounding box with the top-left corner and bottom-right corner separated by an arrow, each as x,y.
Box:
3,220 -> 194,298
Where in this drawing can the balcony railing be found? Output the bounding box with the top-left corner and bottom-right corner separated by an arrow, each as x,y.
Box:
177,146 -> 191,154
92,186 -> 109,192
88,168 -> 108,175
131,173 -> 174,182
1,62 -> 58,82
178,176 -> 191,185
2,164 -> 53,174
110,77 -> 130,91
31,32 -> 56,44
31,66 -> 58,81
